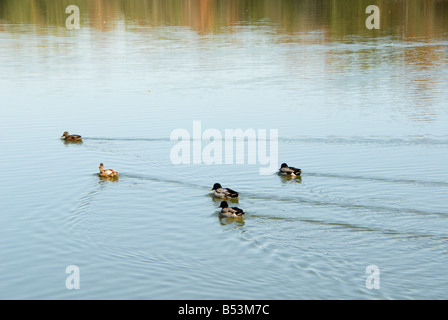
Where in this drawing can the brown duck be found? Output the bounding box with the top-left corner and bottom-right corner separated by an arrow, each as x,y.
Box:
61,131 -> 82,142
99,163 -> 119,178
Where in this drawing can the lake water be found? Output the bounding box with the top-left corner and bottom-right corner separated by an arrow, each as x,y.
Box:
1,0 -> 447,299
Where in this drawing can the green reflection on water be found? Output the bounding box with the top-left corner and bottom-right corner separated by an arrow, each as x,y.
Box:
1,0 -> 447,39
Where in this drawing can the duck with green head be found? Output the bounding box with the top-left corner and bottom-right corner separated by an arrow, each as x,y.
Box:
278,163 -> 302,177
219,201 -> 245,218
210,183 -> 239,200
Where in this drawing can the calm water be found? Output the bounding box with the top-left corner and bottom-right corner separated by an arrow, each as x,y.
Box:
1,0 -> 448,299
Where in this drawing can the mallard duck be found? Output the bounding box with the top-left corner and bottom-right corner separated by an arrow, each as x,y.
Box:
219,201 -> 245,218
61,131 -> 82,142
99,163 -> 119,178
278,163 -> 302,177
210,183 -> 239,199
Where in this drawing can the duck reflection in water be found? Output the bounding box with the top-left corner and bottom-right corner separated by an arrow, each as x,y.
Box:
278,174 -> 302,184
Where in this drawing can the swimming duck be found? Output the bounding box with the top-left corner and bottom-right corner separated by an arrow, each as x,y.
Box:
219,201 -> 245,219
210,183 -> 239,199
278,163 -> 302,177
61,131 -> 82,142
99,163 -> 119,178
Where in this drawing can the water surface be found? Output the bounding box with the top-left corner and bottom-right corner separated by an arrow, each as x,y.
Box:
1,0 -> 448,299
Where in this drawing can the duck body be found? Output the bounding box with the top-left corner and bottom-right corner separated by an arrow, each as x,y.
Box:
61,131 -> 82,142
219,201 -> 245,218
99,163 -> 119,178
210,183 -> 239,199
278,163 -> 301,177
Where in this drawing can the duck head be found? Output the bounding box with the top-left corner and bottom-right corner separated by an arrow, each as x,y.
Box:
280,163 -> 288,168
211,183 -> 222,191
219,201 -> 229,209
62,131 -> 70,138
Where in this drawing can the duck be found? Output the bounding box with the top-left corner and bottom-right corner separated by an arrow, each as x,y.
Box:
219,201 -> 245,219
99,163 -> 119,178
210,183 -> 239,199
278,163 -> 302,177
61,131 -> 82,142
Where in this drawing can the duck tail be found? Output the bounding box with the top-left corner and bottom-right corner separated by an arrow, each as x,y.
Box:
226,188 -> 239,198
